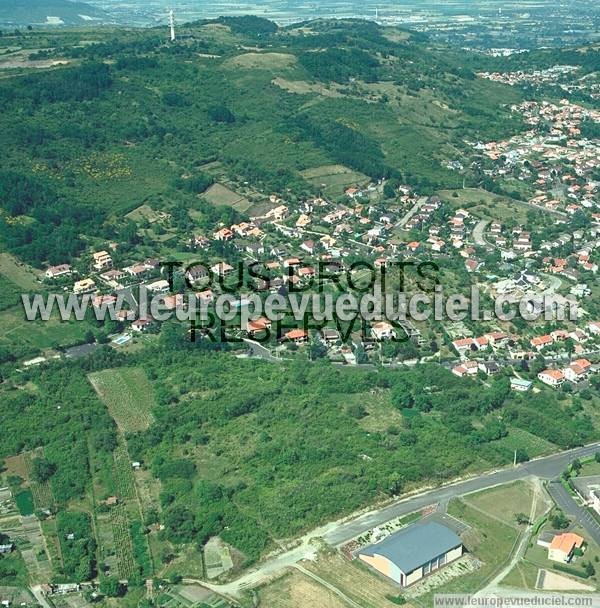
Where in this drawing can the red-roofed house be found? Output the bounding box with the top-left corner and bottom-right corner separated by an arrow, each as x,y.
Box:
538,369 -> 565,387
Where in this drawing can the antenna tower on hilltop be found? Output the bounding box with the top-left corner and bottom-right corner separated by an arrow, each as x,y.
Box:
168,9 -> 176,42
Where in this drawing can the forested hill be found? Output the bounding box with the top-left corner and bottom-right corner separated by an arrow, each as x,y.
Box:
0,0 -> 110,27
0,17 -> 523,266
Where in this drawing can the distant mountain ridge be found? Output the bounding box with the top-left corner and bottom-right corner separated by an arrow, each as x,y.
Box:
0,0 -> 110,27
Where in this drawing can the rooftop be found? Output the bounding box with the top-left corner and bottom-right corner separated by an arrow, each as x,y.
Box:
359,521 -> 462,574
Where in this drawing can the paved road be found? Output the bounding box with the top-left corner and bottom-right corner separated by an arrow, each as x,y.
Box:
397,196 -> 428,229
547,480 -> 600,547
324,442 -> 600,546
183,443 -> 600,598
472,219 -> 490,247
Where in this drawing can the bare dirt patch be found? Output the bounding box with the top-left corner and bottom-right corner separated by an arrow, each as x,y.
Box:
272,77 -> 343,97
257,570 -> 347,608
537,569 -> 594,591
225,52 -> 296,70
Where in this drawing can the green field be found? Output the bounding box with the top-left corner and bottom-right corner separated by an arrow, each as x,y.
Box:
495,428 -> 557,460
0,304 -> 93,355
0,253 -> 41,291
15,489 -> 34,516
438,188 -> 529,223
88,367 -> 156,432
462,480 -> 545,527
202,183 -> 252,212
301,164 -> 371,197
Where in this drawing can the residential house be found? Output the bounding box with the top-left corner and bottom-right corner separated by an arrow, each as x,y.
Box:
246,242 -> 265,257
100,269 -> 126,284
479,361 -> 500,375
452,361 -> 479,377
195,289 -> 214,306
452,338 -> 474,355
531,335 -> 553,351
211,262 -> 234,277
246,317 -> 272,336
92,251 -> 113,271
284,328 -> 308,343
547,533 -> 585,563
510,378 -> 533,392
146,279 -> 170,294
321,328 -> 340,343
73,278 -> 96,294
371,321 -> 396,341
45,264 -> 72,279
564,359 -> 592,382
132,318 -> 152,332
186,265 -> 209,284
301,240 -> 315,255
265,205 -> 289,221
538,369 -> 565,387
213,227 -> 234,241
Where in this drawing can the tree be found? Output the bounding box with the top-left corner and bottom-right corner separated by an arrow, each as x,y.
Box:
584,561 -> 596,577
550,511 -> 569,530
163,505 -> 196,543
31,457 -> 56,483
354,343 -> 368,364
515,512 -> 530,525
208,105 -> 235,123
347,403 -> 367,419
308,335 -> 327,360
99,576 -> 125,597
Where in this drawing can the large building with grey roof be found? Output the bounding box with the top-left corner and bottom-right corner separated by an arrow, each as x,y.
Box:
358,521 -> 463,587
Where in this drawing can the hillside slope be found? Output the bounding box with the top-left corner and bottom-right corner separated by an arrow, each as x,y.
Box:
0,17 -> 523,265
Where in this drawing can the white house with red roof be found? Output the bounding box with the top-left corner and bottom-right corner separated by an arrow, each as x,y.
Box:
538,369 -> 565,387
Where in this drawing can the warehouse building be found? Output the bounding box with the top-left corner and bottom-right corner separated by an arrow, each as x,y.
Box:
358,521 -> 463,587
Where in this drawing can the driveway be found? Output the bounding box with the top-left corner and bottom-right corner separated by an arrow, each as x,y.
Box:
547,480 -> 600,546
397,196 -> 428,229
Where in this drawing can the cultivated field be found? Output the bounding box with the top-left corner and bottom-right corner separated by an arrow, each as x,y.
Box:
305,553 -> 407,608
202,183 -> 252,213
0,305 -> 93,354
272,77 -> 344,98
88,367 -> 156,432
301,164 -> 370,196
257,570 -> 348,608
125,204 -> 169,225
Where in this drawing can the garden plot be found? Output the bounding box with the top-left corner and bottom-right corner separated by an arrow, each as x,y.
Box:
202,183 -> 252,213
88,367 -> 155,433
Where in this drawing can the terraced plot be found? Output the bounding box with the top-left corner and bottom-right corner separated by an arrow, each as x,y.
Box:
110,502 -> 137,579
88,367 -> 155,432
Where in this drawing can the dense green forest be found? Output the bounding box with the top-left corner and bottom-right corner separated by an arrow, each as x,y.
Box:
57,511 -> 97,582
